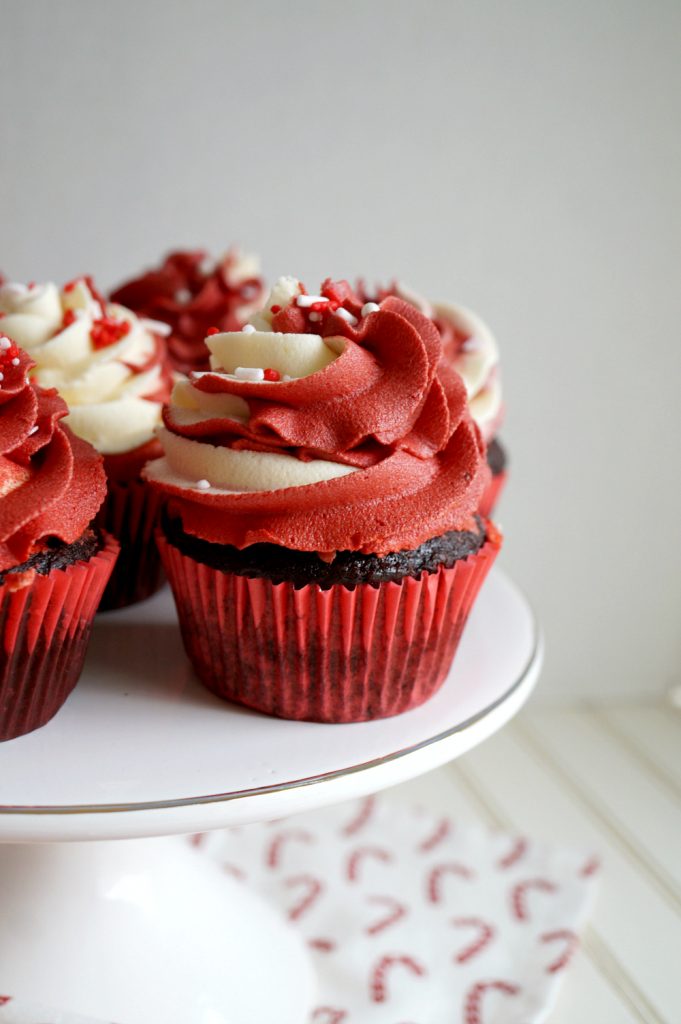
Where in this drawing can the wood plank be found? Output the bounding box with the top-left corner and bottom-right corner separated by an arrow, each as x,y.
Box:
454,723 -> 677,1023
523,708 -> 681,903
599,704 -> 681,795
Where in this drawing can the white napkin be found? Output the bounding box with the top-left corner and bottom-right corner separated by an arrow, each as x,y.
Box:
0,794 -> 598,1024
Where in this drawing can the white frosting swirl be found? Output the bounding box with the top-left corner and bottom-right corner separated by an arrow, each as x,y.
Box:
0,279 -> 166,454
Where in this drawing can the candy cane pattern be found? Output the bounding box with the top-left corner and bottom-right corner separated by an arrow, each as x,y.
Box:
0,998 -> 11,1006
541,929 -> 579,973
346,846 -> 393,882
309,937 -> 337,952
496,836 -> 528,870
365,895 -> 408,936
265,828 -> 315,869
579,855 -> 601,878
189,832 -> 206,848
370,955 -> 427,1003
464,980 -> 520,1024
284,874 -> 324,921
340,795 -> 376,837
311,1008 -> 347,1023
451,917 -> 496,964
511,878 -> 558,921
417,817 -> 452,853
427,862 -> 476,902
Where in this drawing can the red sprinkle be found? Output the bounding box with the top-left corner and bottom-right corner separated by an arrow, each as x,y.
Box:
63,278 -> 79,293
90,316 -> 131,350
62,309 -> 76,329
263,367 -> 281,381
0,337 -> 21,371
270,304 -> 281,314
206,326 -> 220,336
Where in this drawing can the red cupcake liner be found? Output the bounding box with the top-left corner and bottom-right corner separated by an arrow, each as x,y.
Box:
479,471 -> 507,519
0,533 -> 119,742
157,527 -> 501,723
96,478 -> 166,610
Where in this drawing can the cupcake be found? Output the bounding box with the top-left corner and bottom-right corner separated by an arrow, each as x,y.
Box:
360,282 -> 507,517
144,276 -> 501,723
0,277 -> 172,609
0,340 -> 118,741
110,248 -> 265,376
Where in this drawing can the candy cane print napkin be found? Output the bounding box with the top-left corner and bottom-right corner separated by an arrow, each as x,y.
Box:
196,793 -> 599,1024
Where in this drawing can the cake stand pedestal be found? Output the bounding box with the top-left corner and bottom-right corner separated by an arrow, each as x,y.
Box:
0,569 -> 541,1024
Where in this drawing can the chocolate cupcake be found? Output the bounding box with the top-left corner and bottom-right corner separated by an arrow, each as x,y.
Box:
0,341 -> 118,741
145,277 -> 501,722
360,282 -> 507,517
111,248 -> 265,376
0,277 -> 172,608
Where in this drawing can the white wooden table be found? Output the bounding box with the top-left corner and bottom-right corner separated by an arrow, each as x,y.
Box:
389,700 -> 680,1023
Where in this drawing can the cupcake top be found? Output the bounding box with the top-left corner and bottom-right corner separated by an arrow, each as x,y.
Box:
110,249 -> 266,376
0,277 -> 171,457
360,282 -> 503,442
0,338 -> 107,573
144,277 -> 489,557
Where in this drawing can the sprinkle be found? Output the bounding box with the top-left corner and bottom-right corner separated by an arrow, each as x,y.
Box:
63,279 -> 79,293
308,312 -> 322,322
175,288 -> 192,303
28,425 -> 39,436
263,367 -> 281,381
234,366 -> 265,381
90,316 -> 131,350
0,372 -> 4,381
196,479 -> 211,490
296,294 -> 329,308
242,324 -> 256,334
11,358 -> 19,366
335,307 -> 358,326
206,326 -> 220,336
270,304 -> 282,314
0,337 -> 10,351
361,302 -> 380,316
282,374 -> 293,382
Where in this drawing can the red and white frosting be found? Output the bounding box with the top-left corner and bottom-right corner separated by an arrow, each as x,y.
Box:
144,277 -> 489,556
110,249 -> 265,376
0,340 -> 106,572
0,277 -> 171,457
361,283 -> 503,442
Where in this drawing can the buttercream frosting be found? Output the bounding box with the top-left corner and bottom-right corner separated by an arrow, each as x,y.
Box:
0,277 -> 171,455
144,277 -> 489,556
0,339 -> 107,572
110,249 -> 265,375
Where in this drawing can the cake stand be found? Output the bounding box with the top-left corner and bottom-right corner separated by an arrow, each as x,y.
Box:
0,568 -> 541,1024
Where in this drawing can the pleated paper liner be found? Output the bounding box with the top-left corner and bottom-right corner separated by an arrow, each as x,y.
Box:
96,478 -> 165,610
157,526 -> 501,723
479,470 -> 507,519
0,532 -> 119,742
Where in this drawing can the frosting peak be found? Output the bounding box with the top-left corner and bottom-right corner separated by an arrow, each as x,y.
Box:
145,278 -> 488,556
0,340 -> 107,572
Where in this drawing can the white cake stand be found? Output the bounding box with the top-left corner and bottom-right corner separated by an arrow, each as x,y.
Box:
0,568 -> 541,1024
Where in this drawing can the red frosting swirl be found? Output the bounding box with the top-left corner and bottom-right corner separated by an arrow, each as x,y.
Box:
0,340 -> 107,572
110,250 -> 265,375
149,284 -> 489,556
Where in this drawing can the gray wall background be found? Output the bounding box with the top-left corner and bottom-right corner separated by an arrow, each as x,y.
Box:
2,0 -> 679,699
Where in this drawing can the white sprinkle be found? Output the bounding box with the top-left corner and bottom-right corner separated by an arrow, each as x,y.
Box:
282,374 -> 293,382
140,318 -> 172,337
196,479 -> 211,490
0,338 -> 10,350
461,335 -> 481,352
199,257 -> 216,276
175,288 -> 192,303
28,425 -> 39,436
335,307 -> 358,326
0,372 -> 4,381
242,324 -> 256,334
234,366 -> 265,381
296,294 -> 328,308
361,302 -> 380,317
11,357 -> 19,365
308,311 -> 322,323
